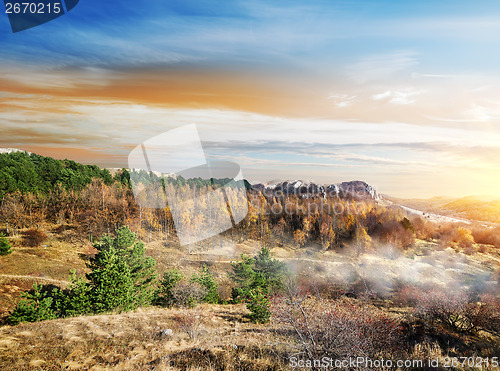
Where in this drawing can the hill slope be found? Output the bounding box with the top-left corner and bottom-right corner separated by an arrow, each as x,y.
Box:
0,151 -> 118,197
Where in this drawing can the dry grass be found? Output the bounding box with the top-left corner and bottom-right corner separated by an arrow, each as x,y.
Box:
0,304 -> 287,370
0,223 -> 499,369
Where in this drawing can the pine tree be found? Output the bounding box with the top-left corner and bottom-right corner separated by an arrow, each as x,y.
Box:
55,270 -> 92,317
86,227 -> 157,313
0,233 -> 13,256
8,283 -> 58,324
191,264 -> 220,304
230,247 -> 288,322
155,268 -> 182,307
253,247 -> 287,294
246,288 -> 271,323
229,254 -> 257,303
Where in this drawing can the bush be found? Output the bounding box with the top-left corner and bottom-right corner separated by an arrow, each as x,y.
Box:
394,285 -> 421,307
173,308 -> 210,341
23,229 -> 47,247
410,216 -> 436,241
414,288 -> 475,332
455,227 -> 474,248
0,233 -> 13,255
463,294 -> 500,335
171,281 -> 207,308
471,226 -> 500,248
271,289 -> 402,359
396,285 -> 499,335
9,283 -> 58,324
155,268 -> 182,307
191,264 -> 221,304
374,219 -> 415,249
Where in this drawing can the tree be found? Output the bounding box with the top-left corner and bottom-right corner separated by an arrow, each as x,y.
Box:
230,247 -> 287,323
273,217 -> 286,246
191,264 -> 221,304
293,229 -> 306,247
9,283 -> 58,324
354,226 -> 372,256
55,270 -> 92,317
253,247 -> 287,294
319,216 -> 335,250
247,288 -> 271,323
155,268 -> 182,307
0,233 -> 13,255
230,254 -> 256,303
86,227 -> 157,313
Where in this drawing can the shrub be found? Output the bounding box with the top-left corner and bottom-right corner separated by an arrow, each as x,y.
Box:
155,268 -> 182,307
410,216 -> 436,241
0,233 -> 13,255
471,226 -> 500,248
414,288 -> 475,332
23,228 -> 47,247
173,308 -> 209,341
374,219 -> 414,249
9,283 -> 58,324
191,264 -> 221,304
393,285 -> 421,307
247,288 -> 271,323
296,275 -> 349,300
455,227 -> 474,248
171,281 -> 207,308
55,270 -> 92,317
271,289 -> 402,359
463,294 -> 500,335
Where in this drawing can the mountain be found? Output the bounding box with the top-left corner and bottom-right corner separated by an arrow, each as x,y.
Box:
0,147 -> 30,155
252,179 -> 380,201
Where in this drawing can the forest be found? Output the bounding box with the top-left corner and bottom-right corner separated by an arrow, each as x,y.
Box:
0,151 -> 499,370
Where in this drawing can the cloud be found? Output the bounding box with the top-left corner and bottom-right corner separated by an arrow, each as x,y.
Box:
328,94 -> 357,107
2,90 -> 499,196
372,88 -> 426,105
346,51 -> 419,83
0,66 -> 123,89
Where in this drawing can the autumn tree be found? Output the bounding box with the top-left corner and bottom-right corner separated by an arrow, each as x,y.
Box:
319,214 -> 335,250
293,229 -> 307,247
354,226 -> 372,256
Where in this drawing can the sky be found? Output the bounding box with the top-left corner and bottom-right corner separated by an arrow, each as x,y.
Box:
1,0 -> 500,198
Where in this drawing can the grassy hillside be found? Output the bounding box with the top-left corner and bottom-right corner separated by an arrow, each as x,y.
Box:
388,195 -> 500,224
1,226 -> 499,369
